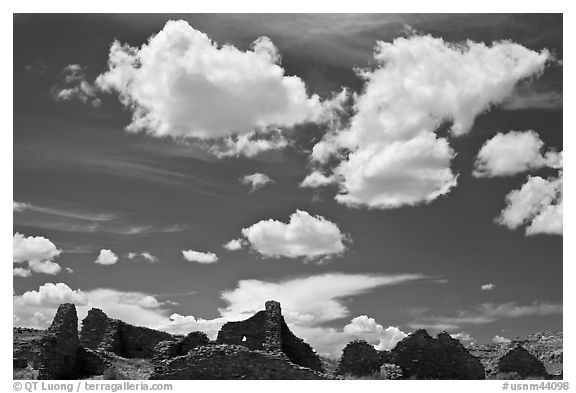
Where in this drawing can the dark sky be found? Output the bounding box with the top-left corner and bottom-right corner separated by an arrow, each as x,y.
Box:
13,14 -> 562,356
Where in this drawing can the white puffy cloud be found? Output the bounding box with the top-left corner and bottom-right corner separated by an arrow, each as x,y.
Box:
13,283 -> 170,329
127,251 -> 159,263
307,34 -> 550,209
481,283 -> 495,291
13,232 -> 61,263
52,64 -> 101,107
96,20 -> 325,144
16,283 -> 89,308
209,131 -> 288,158
95,249 -> 119,265
493,335 -> 512,343
223,239 -> 244,251
300,171 -> 336,188
343,315 -> 407,350
240,210 -> 347,261
13,233 -> 63,275
28,260 -> 62,275
157,314 -> 227,338
13,267 -> 31,278
451,332 -> 474,342
182,250 -> 218,264
497,173 -> 562,235
473,131 -> 561,177
240,173 -> 274,192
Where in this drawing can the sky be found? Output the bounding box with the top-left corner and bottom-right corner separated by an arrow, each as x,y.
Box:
13,14 -> 563,358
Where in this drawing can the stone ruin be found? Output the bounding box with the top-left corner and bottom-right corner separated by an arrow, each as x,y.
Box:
215,300 -> 323,372
152,332 -> 210,362
151,344 -> 330,380
497,345 -> 549,378
150,300 -> 329,379
80,308 -> 174,358
34,303 -> 177,379
27,300 -> 330,380
37,304 -> 80,379
390,329 -> 486,379
335,339 -> 382,377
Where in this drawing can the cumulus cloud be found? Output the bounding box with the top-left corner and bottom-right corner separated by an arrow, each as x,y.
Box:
451,332 -> 474,342
13,267 -> 31,278
52,64 -> 101,107
209,131 -> 288,158
96,20 -> 326,148
13,283 -> 170,329
300,171 -> 336,188
497,173 -> 562,235
493,335 -> 512,343
182,250 -> 218,264
473,131 -> 561,177
223,239 -> 244,251
13,233 -> 61,263
240,173 -> 274,192
95,249 -> 119,265
13,233 -> 62,275
127,251 -> 159,263
306,34 -> 551,209
240,210 -> 347,261
28,260 -> 62,275
481,283 -> 495,291
343,315 -> 407,350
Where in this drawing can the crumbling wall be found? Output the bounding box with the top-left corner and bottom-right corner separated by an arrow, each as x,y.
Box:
498,345 -> 548,377
37,303 -> 79,380
391,330 -> 485,379
216,300 -> 323,372
13,327 -> 43,369
216,311 -> 267,350
119,323 -> 174,358
79,308 -> 173,358
336,339 -> 382,377
80,309 -> 122,354
280,319 -> 323,372
150,344 -> 331,380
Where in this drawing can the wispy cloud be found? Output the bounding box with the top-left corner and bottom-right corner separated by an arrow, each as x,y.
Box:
14,200 -> 190,236
409,301 -> 562,330
502,89 -> 562,111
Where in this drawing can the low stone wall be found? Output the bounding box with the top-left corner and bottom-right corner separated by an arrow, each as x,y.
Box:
498,346 -> 548,377
150,344 -> 332,380
336,339 -> 382,377
80,308 -> 174,358
391,330 -> 485,379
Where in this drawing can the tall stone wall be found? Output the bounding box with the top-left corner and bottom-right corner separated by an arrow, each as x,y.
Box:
79,308 -> 173,359
216,311 -> 267,350
216,300 -> 323,372
37,304 -> 79,380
